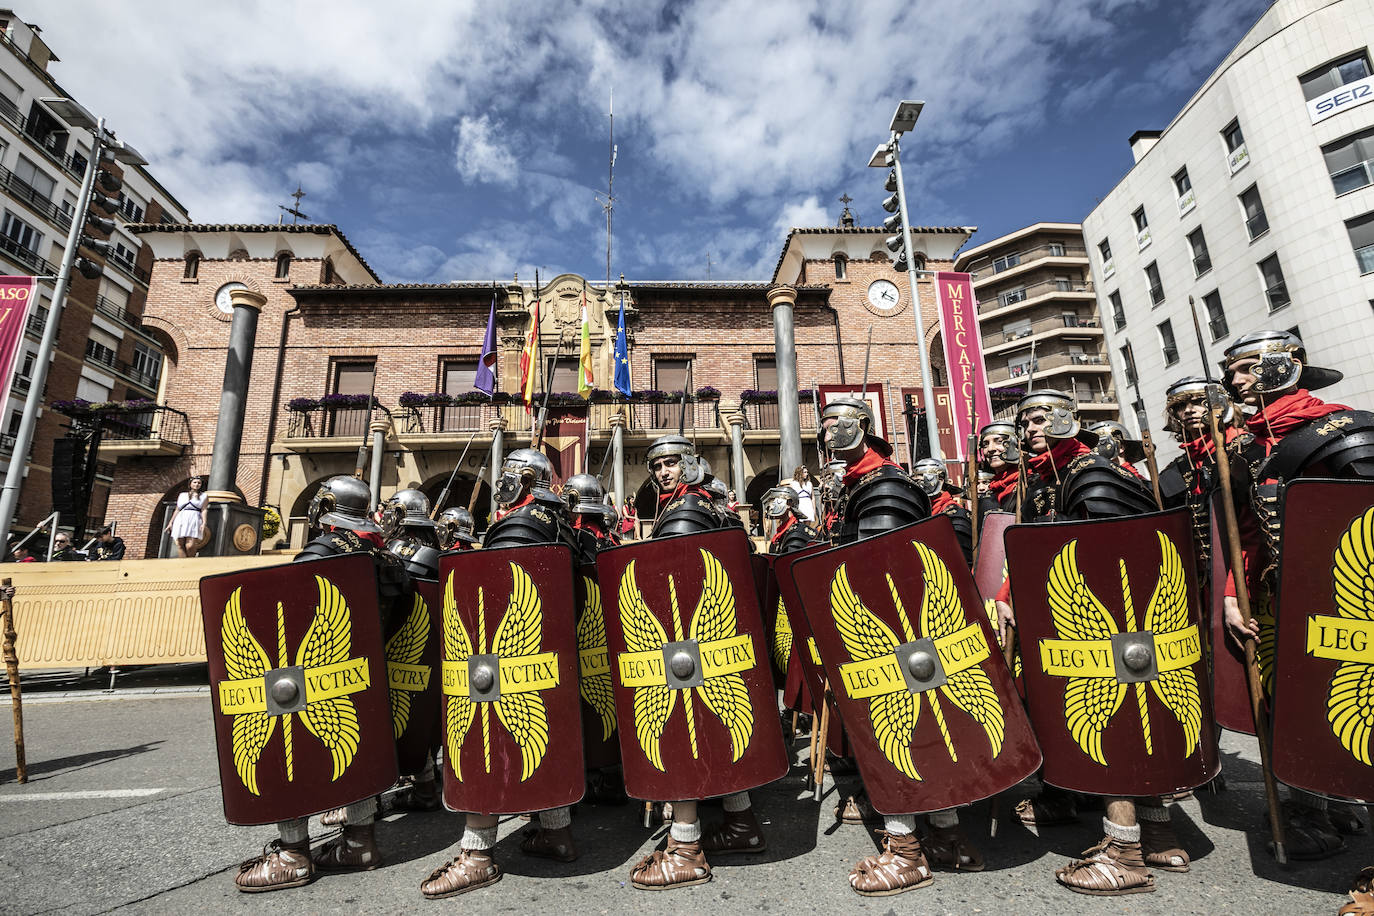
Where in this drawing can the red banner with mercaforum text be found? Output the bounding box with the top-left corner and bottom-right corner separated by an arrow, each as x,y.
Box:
0,276 -> 36,410
934,271 -> 992,461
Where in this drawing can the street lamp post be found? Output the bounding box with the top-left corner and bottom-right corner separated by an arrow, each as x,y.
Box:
0,97 -> 144,549
869,100 -> 942,462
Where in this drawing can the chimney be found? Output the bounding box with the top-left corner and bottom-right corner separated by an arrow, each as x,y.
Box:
1128,130 -> 1163,164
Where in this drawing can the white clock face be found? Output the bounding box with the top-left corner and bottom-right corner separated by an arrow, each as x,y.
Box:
867,279 -> 900,310
214,282 -> 248,314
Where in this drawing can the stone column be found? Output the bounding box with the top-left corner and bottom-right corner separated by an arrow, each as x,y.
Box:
489,415 -> 507,522
727,409 -> 747,498
206,287 -> 266,503
767,284 -> 803,478
368,416 -> 389,509
610,411 -> 626,510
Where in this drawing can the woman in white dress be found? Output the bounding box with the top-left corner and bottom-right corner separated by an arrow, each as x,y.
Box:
792,465 -> 816,521
167,476 -> 207,558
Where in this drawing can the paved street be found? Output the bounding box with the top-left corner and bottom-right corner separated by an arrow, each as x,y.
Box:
0,672 -> 1362,915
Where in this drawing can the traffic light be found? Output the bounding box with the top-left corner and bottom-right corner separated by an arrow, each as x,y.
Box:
73,157 -> 122,282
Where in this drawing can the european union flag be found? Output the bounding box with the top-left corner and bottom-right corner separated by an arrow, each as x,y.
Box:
613,291 -> 632,397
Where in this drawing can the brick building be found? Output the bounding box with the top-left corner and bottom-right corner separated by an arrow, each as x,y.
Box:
0,10 -> 189,539
102,220 -> 974,559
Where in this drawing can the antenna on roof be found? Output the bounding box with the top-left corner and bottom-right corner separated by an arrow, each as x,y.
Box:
278,186 -> 309,225
595,90 -> 616,287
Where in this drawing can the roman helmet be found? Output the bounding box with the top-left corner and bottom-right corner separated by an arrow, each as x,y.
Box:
978,419 -> 1021,465
563,473 -> 608,516
1221,329 -> 1342,396
1164,375 -> 1234,436
645,434 -> 706,486
494,448 -> 556,507
308,475 -> 381,533
704,475 -> 729,504
436,506 -> 478,547
911,457 -> 956,498
381,487 -> 436,539
1014,389 -> 1098,447
761,485 -> 799,520
819,396 -> 892,457
1089,420 -> 1146,464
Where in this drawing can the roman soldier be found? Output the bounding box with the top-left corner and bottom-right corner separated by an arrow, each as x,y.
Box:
235,475 -> 411,893
818,396 -> 986,895
435,506 -> 479,551
911,458 -> 974,567
627,434 -> 767,891
1218,330 -> 1374,863
563,472 -> 619,563
996,390 -> 1184,896
1089,420 -> 1149,483
420,449 -> 580,898
976,420 -> 1021,519
763,484 -> 821,555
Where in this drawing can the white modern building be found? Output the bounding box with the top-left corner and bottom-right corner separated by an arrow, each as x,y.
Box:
1084,0 -> 1374,454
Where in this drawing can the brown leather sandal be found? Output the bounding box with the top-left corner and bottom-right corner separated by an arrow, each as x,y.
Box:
392,779 -> 442,812
319,806 -> 347,827
701,808 -> 767,855
1282,804 -> 1347,861
924,825 -> 985,872
1014,789 -> 1078,827
313,824 -> 383,872
1139,816 -> 1190,873
835,793 -> 872,826
1341,867 -> 1374,916
235,840 -> 315,893
848,831 -> 933,897
630,837 -> 712,890
1055,837 -> 1156,896
520,825 -> 578,862
420,850 -> 502,899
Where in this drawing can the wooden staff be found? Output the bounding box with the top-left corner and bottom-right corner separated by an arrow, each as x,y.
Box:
1186,295 -> 1286,864
812,681 -> 832,802
2,578 -> 25,783
1129,370 -> 1165,510
352,374 -> 379,480
968,366 -> 981,556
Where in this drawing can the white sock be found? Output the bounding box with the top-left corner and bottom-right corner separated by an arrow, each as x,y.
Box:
722,792 -> 751,813
277,818 -> 309,845
928,808 -> 959,830
670,819 -> 702,843
539,806 -> 572,829
884,814 -> 916,835
1104,817 -> 1141,843
461,823 -> 498,851
344,798 -> 376,826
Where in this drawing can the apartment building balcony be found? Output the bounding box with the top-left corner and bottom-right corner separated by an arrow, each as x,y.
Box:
83,345 -> 160,394
986,352 -> 1112,387
96,406 -> 190,458
981,314 -> 1103,356
969,243 -> 1089,288
977,279 -> 1096,323
0,162 -> 73,234
92,294 -> 158,341
0,233 -> 56,276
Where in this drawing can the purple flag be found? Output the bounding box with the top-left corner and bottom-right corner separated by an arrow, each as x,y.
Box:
474,291 -> 498,396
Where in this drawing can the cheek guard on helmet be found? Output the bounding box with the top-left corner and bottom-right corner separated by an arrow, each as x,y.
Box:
495,467 -> 535,506
1253,351 -> 1302,394
826,416 -> 865,452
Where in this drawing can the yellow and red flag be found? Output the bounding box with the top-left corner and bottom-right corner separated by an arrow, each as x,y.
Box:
578,288 -> 594,399
519,295 -> 540,410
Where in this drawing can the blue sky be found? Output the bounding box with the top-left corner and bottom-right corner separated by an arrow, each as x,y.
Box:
37,0 -> 1269,283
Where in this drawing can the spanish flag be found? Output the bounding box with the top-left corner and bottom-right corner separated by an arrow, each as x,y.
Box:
578,288 -> 593,399
519,294 -> 540,410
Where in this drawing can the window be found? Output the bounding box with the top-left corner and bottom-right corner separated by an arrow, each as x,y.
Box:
111,239 -> 138,270
1324,128 -> 1374,194
116,191 -> 144,223
443,359 -> 479,394
439,359 -> 481,431
992,252 -> 1021,273
1,210 -> 40,252
1222,120 -> 1249,174
753,356 -> 779,427
1187,228 -> 1211,276
653,357 -> 692,427
1108,291 -> 1126,330
1002,318 -> 1032,342
1098,238 -> 1114,277
1008,353 -> 1037,377
1144,261 -> 1165,305
12,156 -> 54,201
1174,167 -> 1196,216
131,343 -> 162,385
1202,290 -> 1228,341
275,252 -> 292,279
1133,207 -> 1151,250
1258,254 -> 1290,310
183,251 -> 199,280
1347,212 -> 1374,274
832,253 -> 847,280
1157,319 -> 1179,366
322,258 -> 336,284
998,286 -> 1028,308
1300,51 -> 1372,101
546,356 -> 579,393
1054,275 -> 1072,292
84,337 -> 116,367
330,360 -> 375,437
1048,241 -> 1066,257
75,377 -> 111,403
1239,184 -> 1268,239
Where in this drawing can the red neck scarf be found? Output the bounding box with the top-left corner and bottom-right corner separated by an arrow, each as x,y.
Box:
930,491 -> 955,514
770,513 -> 797,547
987,467 -> 1019,501
496,492 -> 535,521
329,525 -> 385,549
1247,389 -> 1349,451
572,514 -> 606,536
1026,438 -> 1090,485
841,449 -> 898,488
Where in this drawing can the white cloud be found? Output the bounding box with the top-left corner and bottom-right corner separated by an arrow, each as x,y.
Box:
454,114 -> 519,186
772,196 -> 832,240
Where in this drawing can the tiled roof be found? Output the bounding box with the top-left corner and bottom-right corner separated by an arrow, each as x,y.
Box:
125,222 -> 381,283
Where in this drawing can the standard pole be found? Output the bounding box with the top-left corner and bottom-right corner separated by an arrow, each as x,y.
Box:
489,416 -> 506,521
0,121 -> 105,548
890,137 -> 943,461
611,411 -> 626,511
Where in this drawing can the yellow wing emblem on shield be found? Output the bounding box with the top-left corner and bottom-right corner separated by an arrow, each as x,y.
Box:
1326,507 -> 1374,765
221,588 -> 275,796
385,592 -> 430,740
442,573 -> 476,780
771,595 -> 793,674
295,577 -> 363,781
492,564 -> 553,781
619,559 -> 677,771
690,550 -> 755,762
1144,532 -> 1202,758
577,574 -> 617,742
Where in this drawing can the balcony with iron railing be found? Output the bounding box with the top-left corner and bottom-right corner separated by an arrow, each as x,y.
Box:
93,294 -> 152,335
0,232 -> 55,276
83,344 -> 160,392
983,314 -> 1102,353
95,405 -> 190,458
987,351 -> 1111,385
103,248 -> 149,285
977,277 -> 1095,318
0,162 -> 73,234
968,243 -> 1089,284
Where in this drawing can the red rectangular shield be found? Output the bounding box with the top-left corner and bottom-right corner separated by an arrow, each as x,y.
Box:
973,511 -> 1022,691
1207,507 -> 1257,735
200,554 -> 397,825
576,563 -> 621,770
774,543 -> 847,753
1272,480 -> 1374,799
389,578 -> 443,776
1006,508 -> 1220,796
597,528 -> 788,801
438,544 -> 584,815
790,516 -> 1041,814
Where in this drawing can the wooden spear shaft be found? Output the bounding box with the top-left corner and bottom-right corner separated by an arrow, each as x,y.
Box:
2,577 -> 25,783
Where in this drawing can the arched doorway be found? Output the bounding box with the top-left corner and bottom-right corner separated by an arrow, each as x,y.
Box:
743,466 -> 781,515
147,477 -> 244,558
